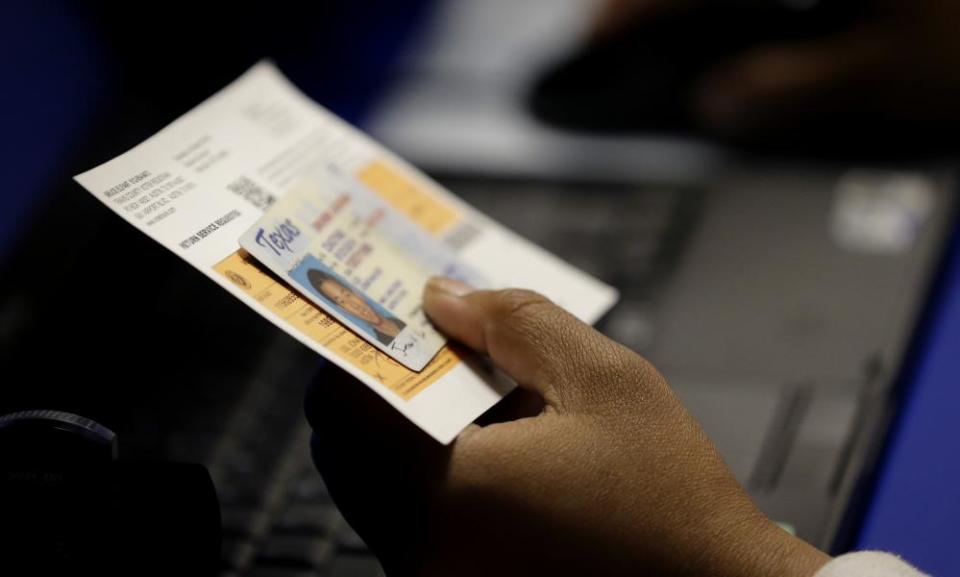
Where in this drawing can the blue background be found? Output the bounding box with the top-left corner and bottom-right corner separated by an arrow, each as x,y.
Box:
856,224 -> 960,574
0,0 -> 432,264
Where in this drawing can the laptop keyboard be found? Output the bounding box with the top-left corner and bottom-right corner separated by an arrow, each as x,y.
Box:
161,332 -> 384,576
189,180 -> 693,575
442,177 -> 698,351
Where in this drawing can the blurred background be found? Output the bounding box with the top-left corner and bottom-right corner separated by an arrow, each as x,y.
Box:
2,0 -> 960,575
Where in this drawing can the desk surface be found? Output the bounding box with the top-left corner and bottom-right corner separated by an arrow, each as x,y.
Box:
857,224 -> 960,575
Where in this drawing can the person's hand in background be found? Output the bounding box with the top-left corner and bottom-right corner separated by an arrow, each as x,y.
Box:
594,0 -> 695,37
306,279 -> 830,576
594,0 -> 960,136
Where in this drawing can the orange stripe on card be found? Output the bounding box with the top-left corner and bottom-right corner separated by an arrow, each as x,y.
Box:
213,250 -> 461,400
356,161 -> 459,235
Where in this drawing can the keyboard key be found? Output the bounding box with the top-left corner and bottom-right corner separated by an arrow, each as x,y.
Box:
246,568 -> 317,577
334,522 -> 369,552
288,470 -> 330,503
221,507 -> 271,538
327,555 -> 384,577
274,503 -> 340,535
221,537 -> 257,570
215,477 -> 267,508
256,535 -> 333,568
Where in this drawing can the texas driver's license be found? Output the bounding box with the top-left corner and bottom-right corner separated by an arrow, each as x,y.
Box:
240,168 -> 488,371
73,61 -> 618,443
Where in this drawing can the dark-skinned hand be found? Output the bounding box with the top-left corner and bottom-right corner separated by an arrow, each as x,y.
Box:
306,278 -> 830,576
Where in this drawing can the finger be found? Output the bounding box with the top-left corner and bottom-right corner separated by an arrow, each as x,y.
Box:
304,363 -> 456,572
305,363 -> 541,574
474,386 -> 545,427
593,0 -> 698,39
424,278 -> 628,410
695,26 -> 889,134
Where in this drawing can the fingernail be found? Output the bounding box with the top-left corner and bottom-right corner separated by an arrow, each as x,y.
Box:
426,277 -> 474,298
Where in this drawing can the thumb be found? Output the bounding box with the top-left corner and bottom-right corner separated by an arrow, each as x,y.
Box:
423,278 -> 618,411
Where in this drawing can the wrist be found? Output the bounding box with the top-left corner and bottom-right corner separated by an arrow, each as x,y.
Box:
737,518 -> 831,577
678,504 -> 830,577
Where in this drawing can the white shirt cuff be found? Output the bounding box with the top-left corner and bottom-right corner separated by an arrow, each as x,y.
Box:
815,551 -> 929,577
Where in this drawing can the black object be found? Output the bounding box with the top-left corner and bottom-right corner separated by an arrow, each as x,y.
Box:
0,410 -> 221,575
529,0 -> 871,138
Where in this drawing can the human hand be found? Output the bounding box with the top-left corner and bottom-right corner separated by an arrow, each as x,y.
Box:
306,279 -> 829,576
594,0 -> 960,136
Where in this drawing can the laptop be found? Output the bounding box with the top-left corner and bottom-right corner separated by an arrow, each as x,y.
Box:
362,0 -> 957,549
0,0 -> 952,572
